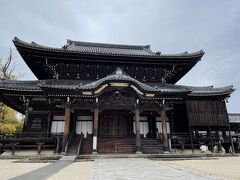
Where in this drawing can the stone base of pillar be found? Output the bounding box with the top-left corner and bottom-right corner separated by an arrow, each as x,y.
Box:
92,136 -> 97,154
92,150 -> 98,154
136,146 -> 142,154
163,146 -> 170,152
163,151 -> 170,154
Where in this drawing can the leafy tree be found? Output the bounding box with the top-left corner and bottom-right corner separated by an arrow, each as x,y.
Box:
0,49 -> 23,133
0,123 -> 16,134
0,106 -> 16,123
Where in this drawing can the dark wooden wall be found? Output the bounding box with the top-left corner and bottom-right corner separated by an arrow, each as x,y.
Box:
172,104 -> 189,133
186,99 -> 229,126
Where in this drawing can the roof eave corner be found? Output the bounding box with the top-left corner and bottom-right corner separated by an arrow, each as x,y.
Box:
66,39 -> 72,45
198,49 -> 205,59
12,36 -> 20,44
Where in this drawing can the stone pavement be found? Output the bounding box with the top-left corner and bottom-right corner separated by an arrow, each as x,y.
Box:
10,156 -> 76,180
0,160 -> 50,180
5,157 -> 220,180
91,158 -> 217,180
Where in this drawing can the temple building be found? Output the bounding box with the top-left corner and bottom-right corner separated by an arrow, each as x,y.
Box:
0,37 -> 236,154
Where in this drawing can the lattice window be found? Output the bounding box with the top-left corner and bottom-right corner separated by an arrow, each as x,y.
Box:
31,118 -> 42,129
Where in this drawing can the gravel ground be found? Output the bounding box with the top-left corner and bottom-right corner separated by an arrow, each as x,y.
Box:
0,160 -> 50,180
47,162 -> 94,180
160,156 -> 240,180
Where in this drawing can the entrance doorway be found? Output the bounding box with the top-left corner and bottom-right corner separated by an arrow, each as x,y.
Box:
99,110 -> 132,138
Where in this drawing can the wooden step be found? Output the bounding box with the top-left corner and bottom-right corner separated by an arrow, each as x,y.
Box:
80,138 -> 93,154
80,138 -> 164,154
97,138 -> 135,153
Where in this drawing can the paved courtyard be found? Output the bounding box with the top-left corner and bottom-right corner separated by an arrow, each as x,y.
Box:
90,158 -> 215,180
1,156 -> 240,179
0,160 -> 50,179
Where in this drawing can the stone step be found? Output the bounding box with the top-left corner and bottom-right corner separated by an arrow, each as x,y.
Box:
141,145 -> 164,154
60,155 -> 77,161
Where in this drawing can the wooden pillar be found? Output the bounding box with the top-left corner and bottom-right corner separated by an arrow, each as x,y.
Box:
208,126 -> 214,152
216,129 -> 221,152
47,112 -> 51,134
161,104 -> 169,152
56,135 -> 61,154
222,128 -> 226,138
37,142 -> 44,155
62,104 -> 71,151
92,106 -> 99,153
147,114 -> 152,138
169,112 -> 174,133
135,106 -> 141,153
24,110 -> 29,125
189,126 -> 194,153
153,114 -> 157,139
11,143 -> 16,155
23,110 -> 29,132
228,126 -> 235,154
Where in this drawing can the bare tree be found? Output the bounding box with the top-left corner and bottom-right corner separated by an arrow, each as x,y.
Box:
0,48 -> 15,80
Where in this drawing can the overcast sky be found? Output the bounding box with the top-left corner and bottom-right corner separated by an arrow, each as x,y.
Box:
0,0 -> 239,112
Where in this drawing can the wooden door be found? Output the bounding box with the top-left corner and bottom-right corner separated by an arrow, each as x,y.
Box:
100,111 -> 128,137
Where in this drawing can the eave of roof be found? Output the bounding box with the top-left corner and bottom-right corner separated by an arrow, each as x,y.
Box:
0,69 -> 234,97
188,85 -> 234,96
0,79 -> 42,91
152,83 -> 234,97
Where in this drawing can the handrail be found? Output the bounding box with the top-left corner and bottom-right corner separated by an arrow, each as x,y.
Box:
77,134 -> 84,155
64,132 -> 73,155
0,133 -> 56,143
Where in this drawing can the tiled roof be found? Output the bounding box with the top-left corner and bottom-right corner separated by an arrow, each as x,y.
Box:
228,113 -> 240,123
13,37 -> 204,58
187,85 -> 234,96
40,69 -> 161,92
65,40 -> 154,56
0,69 -> 234,97
150,83 -> 234,96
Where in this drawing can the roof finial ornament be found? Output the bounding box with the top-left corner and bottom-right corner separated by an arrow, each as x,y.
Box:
116,67 -> 123,74
161,77 -> 166,83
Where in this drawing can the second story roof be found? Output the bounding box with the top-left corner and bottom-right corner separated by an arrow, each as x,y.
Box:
12,37 -> 205,83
